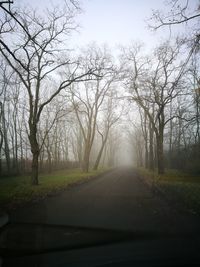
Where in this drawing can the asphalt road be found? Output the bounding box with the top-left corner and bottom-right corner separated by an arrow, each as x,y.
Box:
10,167 -> 200,234
3,167 -> 200,266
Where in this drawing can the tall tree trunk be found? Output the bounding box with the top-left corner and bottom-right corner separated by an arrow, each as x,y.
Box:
19,123 -> 25,174
2,109 -> 10,173
169,101 -> 173,168
156,132 -> 164,174
93,141 -> 105,170
144,114 -> 148,168
75,128 -> 83,168
148,122 -> 154,170
47,149 -> 52,173
145,140 -> 148,168
82,142 -> 90,172
12,103 -> 19,174
31,150 -> 39,185
39,148 -> 44,172
93,129 -> 109,171
14,122 -> 19,174
29,124 -> 39,185
82,152 -> 90,172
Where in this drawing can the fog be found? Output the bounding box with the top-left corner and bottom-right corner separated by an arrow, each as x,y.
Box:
0,0 -> 200,183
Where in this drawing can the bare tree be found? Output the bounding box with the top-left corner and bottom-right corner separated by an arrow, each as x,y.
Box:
124,42 -> 185,174
188,55 -> 200,145
93,90 -> 123,170
0,61 -> 15,175
70,45 -> 116,172
0,2 -> 99,184
149,0 -> 200,30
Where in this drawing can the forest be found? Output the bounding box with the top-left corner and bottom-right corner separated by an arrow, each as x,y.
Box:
0,0 -> 200,186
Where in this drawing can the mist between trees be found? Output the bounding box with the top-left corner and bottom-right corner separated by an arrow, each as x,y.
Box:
0,0 -> 200,185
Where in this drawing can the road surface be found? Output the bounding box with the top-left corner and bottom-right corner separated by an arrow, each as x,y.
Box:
3,167 -> 200,266
10,167 -> 200,234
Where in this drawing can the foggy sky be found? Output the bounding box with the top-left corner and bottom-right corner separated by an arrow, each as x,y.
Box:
14,0 -> 186,51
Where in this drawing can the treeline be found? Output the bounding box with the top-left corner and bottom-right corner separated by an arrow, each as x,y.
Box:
0,47 -> 123,177
126,42 -> 200,174
0,2 -> 125,184
0,0 -> 200,184
125,0 -> 200,175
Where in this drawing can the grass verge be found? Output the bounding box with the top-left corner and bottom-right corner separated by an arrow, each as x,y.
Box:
0,168 -> 106,210
137,167 -> 200,215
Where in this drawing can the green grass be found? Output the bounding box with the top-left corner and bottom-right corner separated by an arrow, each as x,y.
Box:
0,168 -> 106,209
137,167 -> 200,215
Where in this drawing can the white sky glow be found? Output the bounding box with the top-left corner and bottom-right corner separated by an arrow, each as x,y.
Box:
14,0 -> 180,50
